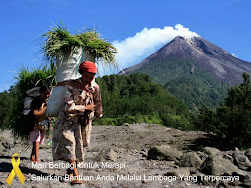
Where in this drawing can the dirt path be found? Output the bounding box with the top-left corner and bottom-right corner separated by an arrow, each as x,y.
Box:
0,124 -> 212,188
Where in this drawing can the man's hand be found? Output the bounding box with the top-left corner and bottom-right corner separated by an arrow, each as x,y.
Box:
85,104 -> 95,111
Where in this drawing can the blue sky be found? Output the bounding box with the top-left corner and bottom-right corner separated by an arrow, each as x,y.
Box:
1,0 -> 251,92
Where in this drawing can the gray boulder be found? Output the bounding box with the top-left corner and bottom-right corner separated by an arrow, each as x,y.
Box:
244,148 -> 251,161
148,145 -> 183,162
233,149 -> 251,170
200,155 -> 238,176
204,147 -> 220,156
197,151 -> 208,161
179,152 -> 203,169
96,148 -> 118,162
223,154 -> 234,163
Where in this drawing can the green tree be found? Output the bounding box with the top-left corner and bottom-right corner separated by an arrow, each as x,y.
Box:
195,105 -> 219,133
0,89 -> 14,129
195,72 -> 251,149
217,72 -> 251,148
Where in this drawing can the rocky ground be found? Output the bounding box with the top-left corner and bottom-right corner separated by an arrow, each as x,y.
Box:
0,123 -> 250,188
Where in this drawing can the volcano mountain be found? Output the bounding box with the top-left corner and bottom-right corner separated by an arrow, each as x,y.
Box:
118,36 -> 251,110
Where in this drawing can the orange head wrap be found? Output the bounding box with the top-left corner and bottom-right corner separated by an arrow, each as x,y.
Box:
78,60 -> 97,74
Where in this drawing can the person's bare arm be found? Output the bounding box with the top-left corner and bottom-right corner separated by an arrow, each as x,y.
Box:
33,104 -> 47,119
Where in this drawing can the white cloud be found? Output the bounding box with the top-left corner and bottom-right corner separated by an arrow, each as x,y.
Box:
97,24 -> 199,76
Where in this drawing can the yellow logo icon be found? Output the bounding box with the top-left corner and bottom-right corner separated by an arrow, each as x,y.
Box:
6,153 -> 25,185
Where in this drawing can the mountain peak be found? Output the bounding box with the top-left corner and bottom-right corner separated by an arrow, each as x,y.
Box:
119,36 -> 251,86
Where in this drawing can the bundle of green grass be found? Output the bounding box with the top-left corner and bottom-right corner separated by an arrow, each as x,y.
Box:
9,65 -> 57,139
41,23 -> 117,66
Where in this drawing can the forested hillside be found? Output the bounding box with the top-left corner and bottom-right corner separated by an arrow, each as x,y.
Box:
95,74 -> 193,129
164,76 -> 228,111
130,57 -> 229,111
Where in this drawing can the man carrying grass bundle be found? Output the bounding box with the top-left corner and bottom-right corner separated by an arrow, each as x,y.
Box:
52,61 -> 103,185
